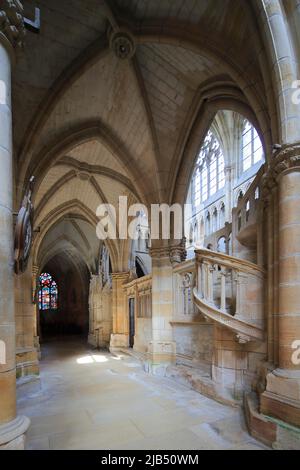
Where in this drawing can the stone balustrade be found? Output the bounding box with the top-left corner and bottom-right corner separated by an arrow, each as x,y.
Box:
172,259 -> 196,318
194,248 -> 265,343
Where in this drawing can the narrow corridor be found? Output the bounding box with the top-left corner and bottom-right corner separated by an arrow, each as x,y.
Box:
18,338 -> 267,450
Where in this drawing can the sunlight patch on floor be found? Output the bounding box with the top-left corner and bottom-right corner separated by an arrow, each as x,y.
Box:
76,354 -> 108,364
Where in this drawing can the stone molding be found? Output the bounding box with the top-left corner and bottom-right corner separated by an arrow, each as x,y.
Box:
195,248 -> 265,277
32,264 -> 39,276
0,415 -> 30,446
169,237 -> 187,266
262,143 -> 300,199
150,238 -> 187,265
0,0 -> 25,52
111,272 -> 129,281
193,287 -> 264,343
149,246 -> 171,259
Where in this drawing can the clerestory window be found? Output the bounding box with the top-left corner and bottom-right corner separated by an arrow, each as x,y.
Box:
242,120 -> 264,172
192,131 -> 225,208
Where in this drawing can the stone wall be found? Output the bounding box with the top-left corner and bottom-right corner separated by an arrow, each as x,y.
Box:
88,275 -> 112,349
14,261 -> 39,380
173,323 -> 213,365
134,318 -> 152,354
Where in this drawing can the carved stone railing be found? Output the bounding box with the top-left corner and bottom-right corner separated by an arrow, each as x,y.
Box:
204,222 -> 232,255
172,259 -> 197,319
193,249 -> 265,343
233,165 -> 265,245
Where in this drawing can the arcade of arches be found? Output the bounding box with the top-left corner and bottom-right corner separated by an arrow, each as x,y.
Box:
0,0 -> 300,450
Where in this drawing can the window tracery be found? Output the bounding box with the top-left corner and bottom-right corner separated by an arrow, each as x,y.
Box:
38,273 -> 58,310
192,131 -> 225,207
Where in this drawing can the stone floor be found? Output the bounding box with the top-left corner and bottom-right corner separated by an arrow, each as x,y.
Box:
18,337 -> 268,450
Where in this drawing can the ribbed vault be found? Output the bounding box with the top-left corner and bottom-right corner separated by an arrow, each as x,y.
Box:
13,0 -> 300,276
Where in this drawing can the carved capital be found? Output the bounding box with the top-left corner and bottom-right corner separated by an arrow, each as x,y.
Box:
169,238 -> 187,266
261,172 -> 277,202
0,0 -> 25,51
150,238 -> 187,266
262,143 -> 300,202
111,272 -> 129,282
149,246 -> 170,260
272,143 -> 300,176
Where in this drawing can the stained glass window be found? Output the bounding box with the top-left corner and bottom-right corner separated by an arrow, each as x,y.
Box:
38,273 -> 58,310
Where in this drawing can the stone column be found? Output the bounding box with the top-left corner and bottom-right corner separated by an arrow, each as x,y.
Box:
0,0 -> 30,449
261,145 -> 300,427
147,245 -> 176,375
109,272 -> 129,350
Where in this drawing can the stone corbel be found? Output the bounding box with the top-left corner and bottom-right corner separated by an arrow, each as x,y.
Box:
236,333 -> 251,344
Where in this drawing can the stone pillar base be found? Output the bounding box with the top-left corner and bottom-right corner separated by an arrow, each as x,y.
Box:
260,369 -> 300,427
88,333 -> 97,348
109,333 -> 129,351
133,336 -> 147,354
17,375 -> 41,400
211,364 -> 245,402
145,340 -> 176,376
245,392 -> 300,449
34,336 -> 41,360
0,415 -> 30,450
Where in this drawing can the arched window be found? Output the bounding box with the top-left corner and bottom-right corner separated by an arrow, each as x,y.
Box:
194,168 -> 201,207
205,212 -> 211,236
242,120 -> 263,172
135,258 -> 146,278
219,202 -> 225,229
192,131 -> 225,207
189,224 -> 193,244
145,230 -> 151,250
39,273 -> 58,310
245,199 -> 250,221
200,218 -> 204,241
217,236 -> 227,253
228,233 -> 232,256
237,190 -> 244,204
212,208 -> 218,232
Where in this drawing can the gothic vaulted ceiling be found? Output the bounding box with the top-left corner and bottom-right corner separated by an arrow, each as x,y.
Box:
13,0 -> 275,272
